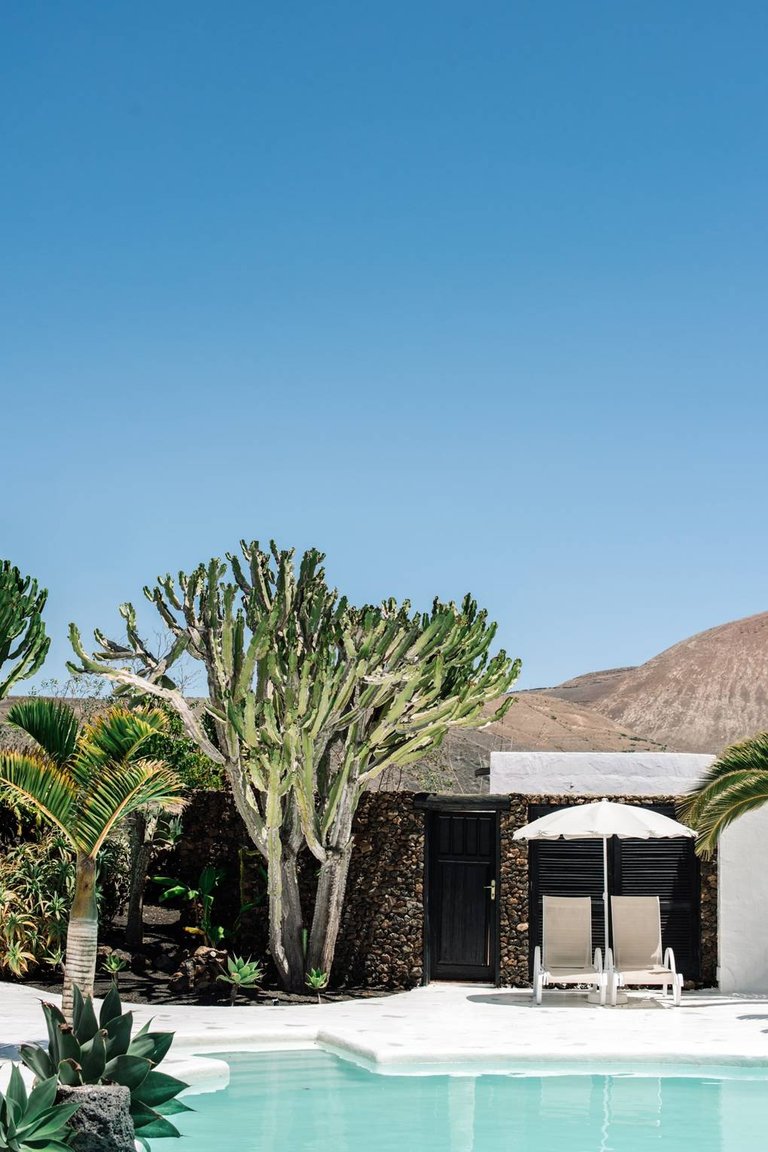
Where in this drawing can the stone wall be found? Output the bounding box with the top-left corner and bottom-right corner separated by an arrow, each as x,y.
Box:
169,790 -> 426,989
333,792 -> 424,988
171,789 -> 716,990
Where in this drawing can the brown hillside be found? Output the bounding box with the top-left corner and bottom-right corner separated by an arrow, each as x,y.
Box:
545,610 -> 768,754
378,693 -> 662,793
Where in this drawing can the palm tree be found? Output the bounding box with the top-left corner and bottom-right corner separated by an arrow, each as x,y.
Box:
680,731 -> 768,856
0,699 -> 185,1018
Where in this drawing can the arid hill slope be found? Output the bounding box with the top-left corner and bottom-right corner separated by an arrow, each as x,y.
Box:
378,692 -> 662,793
540,610 -> 768,754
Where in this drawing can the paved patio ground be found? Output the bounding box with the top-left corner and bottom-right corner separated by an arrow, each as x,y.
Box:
4,981 -> 768,1093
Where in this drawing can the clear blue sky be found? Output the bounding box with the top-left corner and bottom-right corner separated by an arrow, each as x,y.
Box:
2,1 -> 767,690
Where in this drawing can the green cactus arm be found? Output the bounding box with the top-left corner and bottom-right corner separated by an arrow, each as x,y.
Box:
0,561 -> 51,698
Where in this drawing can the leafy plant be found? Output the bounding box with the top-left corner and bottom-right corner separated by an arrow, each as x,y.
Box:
103,952 -> 128,984
153,865 -> 226,947
20,985 -> 190,1150
305,968 -> 329,1004
0,1065 -> 80,1152
216,954 -> 265,1005
42,947 -> 65,975
0,833 -> 129,979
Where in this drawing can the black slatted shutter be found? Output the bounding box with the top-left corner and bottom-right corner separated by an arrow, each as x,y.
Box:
528,802 -> 701,981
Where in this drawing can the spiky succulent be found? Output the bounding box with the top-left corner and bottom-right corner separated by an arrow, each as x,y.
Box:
216,953 -> 265,1004
0,1066 -> 80,1152
19,986 -> 189,1149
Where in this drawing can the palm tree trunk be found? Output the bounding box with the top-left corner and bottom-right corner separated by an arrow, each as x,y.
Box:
63,853 -> 99,1021
125,812 -> 151,949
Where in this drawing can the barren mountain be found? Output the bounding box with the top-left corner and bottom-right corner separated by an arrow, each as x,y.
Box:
378,692 -> 662,793
539,610 -> 768,754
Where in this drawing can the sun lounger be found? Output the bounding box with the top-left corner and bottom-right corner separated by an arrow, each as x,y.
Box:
532,895 -> 609,1005
610,895 -> 683,1006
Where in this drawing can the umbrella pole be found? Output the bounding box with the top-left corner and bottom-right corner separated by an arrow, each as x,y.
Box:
603,836 -> 609,957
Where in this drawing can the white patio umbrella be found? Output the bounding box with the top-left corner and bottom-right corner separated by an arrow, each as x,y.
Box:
512,799 -> 696,956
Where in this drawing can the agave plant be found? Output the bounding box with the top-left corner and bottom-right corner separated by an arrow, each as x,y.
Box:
20,985 -> 190,1150
0,699 -> 185,1016
0,1065 -> 80,1152
305,968 -> 329,1004
216,953 -> 265,1005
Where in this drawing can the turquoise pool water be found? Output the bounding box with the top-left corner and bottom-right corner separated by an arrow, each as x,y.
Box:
151,1050 -> 768,1151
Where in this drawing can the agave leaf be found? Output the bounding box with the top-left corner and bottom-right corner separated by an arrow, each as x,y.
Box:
132,1031 -> 174,1065
19,1042 -> 55,1082
41,1001 -> 67,1064
17,1101 -> 82,1139
72,986 -> 99,1044
126,1034 -> 157,1061
132,1108 -> 182,1139
104,1054 -> 151,1091
99,983 -> 123,1029
57,1058 -> 83,1087
155,1097 -> 192,1116
132,1070 -> 188,1108
7,1064 -> 28,1114
56,1026 -> 81,1065
18,1074 -> 57,1122
32,1142 -> 74,1152
79,1029 -> 108,1083
105,1011 -> 133,1060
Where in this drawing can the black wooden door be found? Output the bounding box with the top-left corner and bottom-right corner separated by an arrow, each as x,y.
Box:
427,811 -> 497,981
528,802 -> 701,980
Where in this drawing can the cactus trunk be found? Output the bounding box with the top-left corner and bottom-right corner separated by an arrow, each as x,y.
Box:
307,843 -> 353,978
63,854 -> 98,1020
267,837 -> 305,990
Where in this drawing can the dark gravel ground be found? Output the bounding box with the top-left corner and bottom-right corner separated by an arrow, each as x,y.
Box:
24,905 -> 392,1007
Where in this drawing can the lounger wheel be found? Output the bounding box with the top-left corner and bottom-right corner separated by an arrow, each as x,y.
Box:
533,946 -> 543,1004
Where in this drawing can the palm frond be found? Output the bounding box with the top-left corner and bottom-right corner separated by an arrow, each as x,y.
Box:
75,758 -> 186,856
0,751 -> 78,847
6,699 -> 79,767
71,706 -> 168,786
680,732 -> 768,856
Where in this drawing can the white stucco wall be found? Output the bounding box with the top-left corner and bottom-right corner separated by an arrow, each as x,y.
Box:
489,751 -> 714,797
489,751 -> 768,994
718,808 -> 768,993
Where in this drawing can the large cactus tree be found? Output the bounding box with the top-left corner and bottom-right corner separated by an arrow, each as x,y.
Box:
70,542 -> 520,990
0,560 -> 50,698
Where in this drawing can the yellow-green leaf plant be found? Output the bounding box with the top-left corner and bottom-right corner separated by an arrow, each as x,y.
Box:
0,699 -> 185,1018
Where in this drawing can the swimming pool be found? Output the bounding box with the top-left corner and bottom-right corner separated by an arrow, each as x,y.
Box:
151,1049 -> 768,1151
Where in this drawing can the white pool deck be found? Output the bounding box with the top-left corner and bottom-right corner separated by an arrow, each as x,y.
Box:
4,981 -> 768,1093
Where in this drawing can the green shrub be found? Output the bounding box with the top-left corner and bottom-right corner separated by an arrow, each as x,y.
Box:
0,834 -> 129,978
143,705 -> 225,790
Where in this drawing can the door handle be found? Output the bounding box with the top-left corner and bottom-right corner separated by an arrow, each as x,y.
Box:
484,879 -> 496,901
